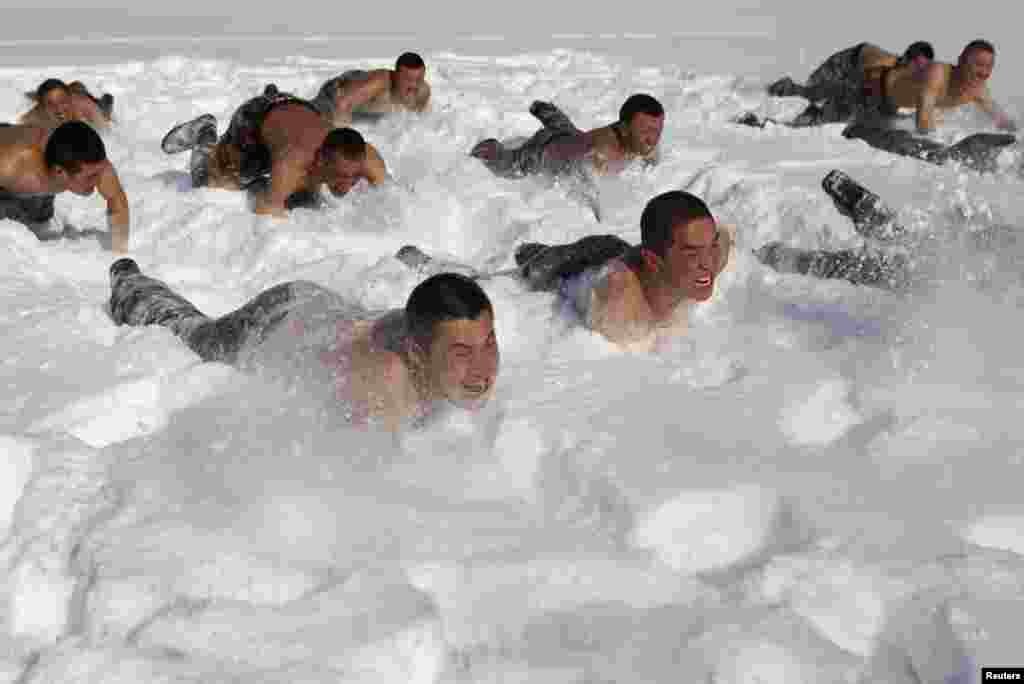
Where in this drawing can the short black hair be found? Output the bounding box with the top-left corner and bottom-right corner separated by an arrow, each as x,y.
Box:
320,127 -> 366,161
405,273 -> 493,349
962,39 -> 996,58
396,52 -> 426,71
901,41 -> 934,63
619,94 -> 664,125
34,78 -> 69,101
43,121 -> 106,173
640,191 -> 713,256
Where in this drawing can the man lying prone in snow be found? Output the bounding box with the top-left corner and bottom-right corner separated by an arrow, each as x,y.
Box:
398,190 -> 733,352
161,85 -> 389,216
108,261 -> 499,433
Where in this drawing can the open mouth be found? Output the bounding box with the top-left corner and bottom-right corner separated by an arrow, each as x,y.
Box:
694,273 -> 713,288
461,381 -> 491,397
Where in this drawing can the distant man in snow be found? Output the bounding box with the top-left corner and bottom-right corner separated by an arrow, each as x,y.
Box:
160,85 -> 388,217
19,78 -> 115,131
470,94 -> 664,179
311,52 -> 432,127
108,260 -> 499,432
469,94 -> 664,221
741,41 -> 934,128
0,120 -> 130,252
840,40 -> 1017,164
884,39 -> 1016,134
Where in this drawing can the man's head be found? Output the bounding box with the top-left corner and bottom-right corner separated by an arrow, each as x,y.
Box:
640,190 -> 722,302
959,39 -> 996,87
319,127 -> 367,196
44,121 -> 108,195
901,41 -> 934,74
393,52 -> 426,107
35,78 -> 73,122
618,94 -> 665,157
404,273 -> 499,410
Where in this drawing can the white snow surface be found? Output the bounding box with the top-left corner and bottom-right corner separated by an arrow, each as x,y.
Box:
1,24 -> 1024,684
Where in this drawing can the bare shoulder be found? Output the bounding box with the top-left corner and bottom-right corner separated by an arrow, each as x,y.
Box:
595,259 -> 641,300
363,143 -> 388,184
588,125 -> 618,148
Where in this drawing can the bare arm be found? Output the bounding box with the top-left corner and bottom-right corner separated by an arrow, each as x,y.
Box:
333,73 -> 390,119
916,65 -> 946,134
364,144 -> 390,185
254,153 -> 310,217
96,163 -> 130,253
414,82 -> 431,113
716,224 -> 734,275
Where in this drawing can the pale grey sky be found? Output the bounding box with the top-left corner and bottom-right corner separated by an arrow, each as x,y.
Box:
1,2 -> 1018,92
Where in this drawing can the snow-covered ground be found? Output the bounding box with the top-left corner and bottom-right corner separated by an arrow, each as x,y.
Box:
2,21 -> 1024,684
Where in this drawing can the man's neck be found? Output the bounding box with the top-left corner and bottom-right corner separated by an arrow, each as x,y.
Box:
637,264 -> 684,323
610,122 -> 635,158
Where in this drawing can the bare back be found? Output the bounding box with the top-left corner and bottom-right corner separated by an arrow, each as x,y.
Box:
0,126 -> 53,194
588,122 -> 658,175
257,104 -> 331,212
318,312 -> 420,429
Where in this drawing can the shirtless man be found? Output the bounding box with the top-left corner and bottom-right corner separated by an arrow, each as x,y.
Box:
311,52 -> 431,126
470,94 -> 664,179
840,40 -> 1017,168
882,39 -> 1016,133
768,41 -> 933,102
399,191 -> 731,351
742,41 -> 934,128
161,85 -> 388,216
19,79 -> 114,130
107,260 -> 499,431
0,120 -> 129,251
542,191 -> 731,349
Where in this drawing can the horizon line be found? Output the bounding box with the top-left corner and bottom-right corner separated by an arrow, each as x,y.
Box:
0,30 -> 776,48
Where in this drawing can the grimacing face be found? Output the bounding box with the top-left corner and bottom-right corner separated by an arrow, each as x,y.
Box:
394,66 -> 425,107
42,88 -> 72,122
325,156 -> 364,196
626,112 -> 664,156
660,216 -> 722,302
962,48 -> 994,87
64,160 -> 108,197
419,311 -> 499,410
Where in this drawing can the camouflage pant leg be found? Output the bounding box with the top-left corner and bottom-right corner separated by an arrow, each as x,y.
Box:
109,263 -> 335,364
0,192 -> 56,236
757,242 -> 911,291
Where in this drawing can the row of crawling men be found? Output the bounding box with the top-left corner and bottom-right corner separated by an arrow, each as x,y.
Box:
2,43 -> 1014,433
2,40 -> 1012,252
0,52 -> 665,249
